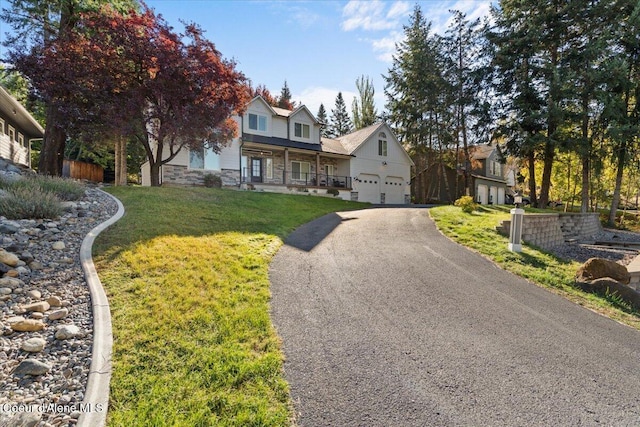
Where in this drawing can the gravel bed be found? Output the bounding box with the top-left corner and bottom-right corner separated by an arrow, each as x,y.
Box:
548,228 -> 640,266
0,187 -> 117,427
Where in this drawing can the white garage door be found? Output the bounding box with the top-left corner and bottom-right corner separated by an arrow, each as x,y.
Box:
356,174 -> 380,204
384,176 -> 405,204
498,187 -> 505,205
490,186 -> 498,205
477,184 -> 488,205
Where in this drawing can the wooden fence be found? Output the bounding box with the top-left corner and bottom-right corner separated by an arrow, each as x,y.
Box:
62,160 -> 104,182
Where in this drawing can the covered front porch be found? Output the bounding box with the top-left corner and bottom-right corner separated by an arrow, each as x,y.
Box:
240,141 -> 352,192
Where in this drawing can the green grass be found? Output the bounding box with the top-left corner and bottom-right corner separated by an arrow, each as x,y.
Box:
95,187 -> 366,427
430,205 -> 640,329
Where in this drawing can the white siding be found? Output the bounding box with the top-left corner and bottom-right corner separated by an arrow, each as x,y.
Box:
289,109 -> 320,144
0,134 -> 29,166
349,126 -> 412,204
243,100 -> 272,136
272,116 -> 288,139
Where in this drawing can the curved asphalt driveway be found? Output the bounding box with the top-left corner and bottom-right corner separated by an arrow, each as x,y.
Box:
270,208 -> 640,426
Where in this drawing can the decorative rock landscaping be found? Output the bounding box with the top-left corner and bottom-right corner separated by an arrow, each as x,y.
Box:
0,187 -> 117,427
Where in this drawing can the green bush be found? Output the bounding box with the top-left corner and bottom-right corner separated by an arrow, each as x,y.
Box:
203,173 -> 222,188
454,195 -> 478,214
327,188 -> 339,196
0,187 -> 63,219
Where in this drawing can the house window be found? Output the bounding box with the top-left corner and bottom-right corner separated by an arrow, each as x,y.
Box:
189,146 -> 221,170
18,133 -> 24,147
324,164 -> 334,177
8,126 -> 15,142
378,138 -> 387,156
294,123 -> 310,139
0,118 -> 4,134
265,158 -> 273,179
490,160 -> 502,176
248,113 -> 267,131
291,161 -> 310,180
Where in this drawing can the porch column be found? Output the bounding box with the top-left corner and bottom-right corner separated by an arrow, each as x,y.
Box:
316,153 -> 320,187
284,148 -> 289,185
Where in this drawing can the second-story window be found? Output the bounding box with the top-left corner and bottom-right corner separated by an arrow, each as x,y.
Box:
490,160 -> 502,176
294,123 -> 310,139
378,132 -> 388,156
248,113 -> 267,131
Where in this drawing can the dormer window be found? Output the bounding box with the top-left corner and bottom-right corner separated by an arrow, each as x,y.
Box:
294,122 -> 310,139
378,132 -> 388,157
248,113 -> 267,132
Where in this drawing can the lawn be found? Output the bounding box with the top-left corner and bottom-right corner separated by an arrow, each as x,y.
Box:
94,187 -> 366,427
429,204 -> 640,330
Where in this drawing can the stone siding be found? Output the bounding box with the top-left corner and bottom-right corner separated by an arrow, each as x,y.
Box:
162,164 -> 240,187
498,212 -> 602,250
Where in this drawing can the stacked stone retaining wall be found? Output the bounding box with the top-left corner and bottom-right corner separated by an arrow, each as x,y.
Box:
161,165 -> 240,187
497,212 -> 602,250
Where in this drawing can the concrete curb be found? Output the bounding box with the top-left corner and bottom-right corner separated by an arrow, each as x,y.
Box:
77,189 -> 125,427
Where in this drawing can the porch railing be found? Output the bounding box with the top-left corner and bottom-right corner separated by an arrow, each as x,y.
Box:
242,168 -> 352,189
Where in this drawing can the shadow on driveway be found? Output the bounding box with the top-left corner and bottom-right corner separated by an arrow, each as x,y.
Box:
284,212 -> 356,252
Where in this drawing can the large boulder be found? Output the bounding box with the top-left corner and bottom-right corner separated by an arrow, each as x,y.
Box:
575,257 -> 630,284
575,277 -> 640,310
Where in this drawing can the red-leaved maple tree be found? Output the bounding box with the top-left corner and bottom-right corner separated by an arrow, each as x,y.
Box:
12,4 -> 250,185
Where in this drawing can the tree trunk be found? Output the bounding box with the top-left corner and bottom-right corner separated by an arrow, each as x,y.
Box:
38,104 -> 66,176
608,141 -> 626,226
149,161 -> 161,187
539,141 -> 554,208
114,135 -> 127,186
527,150 -> 537,206
580,153 -> 590,213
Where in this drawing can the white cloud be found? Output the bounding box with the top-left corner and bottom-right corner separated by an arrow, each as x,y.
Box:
342,0 -> 396,31
386,1 -> 411,20
371,30 -> 404,63
295,86 -> 358,119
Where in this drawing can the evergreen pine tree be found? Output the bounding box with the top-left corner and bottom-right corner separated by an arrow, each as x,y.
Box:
317,103 -> 330,138
277,80 -> 295,110
329,92 -> 353,137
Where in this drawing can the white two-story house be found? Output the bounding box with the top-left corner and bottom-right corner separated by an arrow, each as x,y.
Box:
141,96 -> 414,204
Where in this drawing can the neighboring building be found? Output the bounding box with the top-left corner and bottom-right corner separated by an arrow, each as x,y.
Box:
413,143 -> 508,204
141,96 -> 414,204
468,144 -> 508,205
0,85 -> 43,168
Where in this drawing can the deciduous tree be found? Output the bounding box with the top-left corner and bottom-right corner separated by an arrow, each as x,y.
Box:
352,75 -> 377,129
1,0 -> 136,176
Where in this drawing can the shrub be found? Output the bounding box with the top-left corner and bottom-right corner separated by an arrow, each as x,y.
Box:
0,175 -> 85,201
327,188 -> 339,196
0,187 -> 63,219
203,173 -> 222,188
454,195 -> 478,214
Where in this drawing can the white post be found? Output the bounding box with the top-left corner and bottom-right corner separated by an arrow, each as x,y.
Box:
509,193 -> 524,252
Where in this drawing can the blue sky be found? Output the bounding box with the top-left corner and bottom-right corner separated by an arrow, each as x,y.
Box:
146,0 -> 492,115
0,0 -> 492,116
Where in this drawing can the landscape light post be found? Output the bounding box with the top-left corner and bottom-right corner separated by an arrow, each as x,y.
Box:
508,192 -> 524,252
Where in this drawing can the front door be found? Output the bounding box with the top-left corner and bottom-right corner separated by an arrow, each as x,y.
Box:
251,158 -> 263,183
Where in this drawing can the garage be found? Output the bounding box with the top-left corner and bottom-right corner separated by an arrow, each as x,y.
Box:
356,173 -> 380,204
384,176 -> 406,204
477,184 -> 488,205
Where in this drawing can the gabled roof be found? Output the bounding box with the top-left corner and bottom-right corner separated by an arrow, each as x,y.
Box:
320,137 -> 350,155
0,85 -> 44,139
469,144 -> 496,160
333,123 -> 383,154
289,105 -> 320,124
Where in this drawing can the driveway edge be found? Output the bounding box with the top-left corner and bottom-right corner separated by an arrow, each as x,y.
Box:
77,189 -> 125,427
